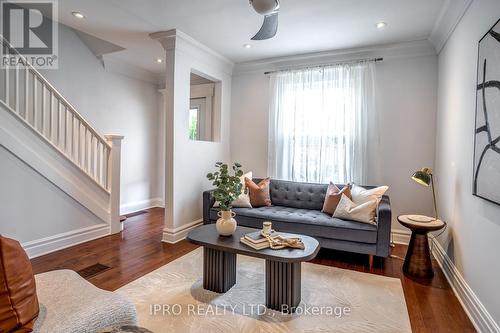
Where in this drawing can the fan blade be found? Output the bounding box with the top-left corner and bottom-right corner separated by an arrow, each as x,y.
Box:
251,12 -> 278,40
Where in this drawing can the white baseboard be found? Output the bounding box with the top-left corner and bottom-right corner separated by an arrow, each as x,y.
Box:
162,219 -> 203,244
20,197 -> 163,258
120,197 -> 163,215
431,238 -> 500,333
391,228 -> 499,331
22,224 -> 110,259
391,229 -> 411,245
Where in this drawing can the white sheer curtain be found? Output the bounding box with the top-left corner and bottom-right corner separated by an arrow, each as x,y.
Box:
268,61 -> 376,184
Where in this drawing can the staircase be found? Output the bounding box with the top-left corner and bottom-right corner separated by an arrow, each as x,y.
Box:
0,36 -> 123,257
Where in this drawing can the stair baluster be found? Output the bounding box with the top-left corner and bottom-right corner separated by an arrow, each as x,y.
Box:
0,36 -> 114,192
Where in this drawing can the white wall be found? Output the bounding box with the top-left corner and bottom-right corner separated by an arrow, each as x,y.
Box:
435,0 -> 500,324
376,56 -> 438,232
153,30 -> 233,242
39,24 -> 162,213
230,73 -> 269,177
0,146 -> 104,243
230,44 -> 438,233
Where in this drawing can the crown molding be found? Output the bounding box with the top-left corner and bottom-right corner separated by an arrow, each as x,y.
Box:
428,0 -> 473,54
233,39 -> 437,76
150,29 -> 234,76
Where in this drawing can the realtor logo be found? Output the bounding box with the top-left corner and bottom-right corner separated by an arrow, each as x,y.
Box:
1,0 -> 58,69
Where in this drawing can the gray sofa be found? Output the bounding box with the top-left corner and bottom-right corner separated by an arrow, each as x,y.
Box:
203,179 -> 391,258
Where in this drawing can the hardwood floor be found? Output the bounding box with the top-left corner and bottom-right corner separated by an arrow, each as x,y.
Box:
31,208 -> 197,291
31,207 -> 475,333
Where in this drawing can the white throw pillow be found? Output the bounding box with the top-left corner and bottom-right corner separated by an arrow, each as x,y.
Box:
214,171 -> 253,208
351,184 -> 388,205
333,194 -> 378,225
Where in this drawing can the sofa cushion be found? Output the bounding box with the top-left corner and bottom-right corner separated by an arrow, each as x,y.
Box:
210,206 -> 378,244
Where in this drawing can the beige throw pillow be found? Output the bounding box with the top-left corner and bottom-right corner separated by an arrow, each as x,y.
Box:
333,194 -> 378,225
214,171 -> 253,208
351,184 -> 388,204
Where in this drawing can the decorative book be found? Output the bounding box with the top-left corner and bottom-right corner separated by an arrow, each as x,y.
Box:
244,230 -> 278,244
239,230 -> 278,250
240,237 -> 270,250
240,230 -> 304,250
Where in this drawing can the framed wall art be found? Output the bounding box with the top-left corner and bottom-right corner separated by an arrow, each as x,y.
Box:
474,18 -> 500,205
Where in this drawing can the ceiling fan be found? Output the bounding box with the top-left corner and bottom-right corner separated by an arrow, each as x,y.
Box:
249,0 -> 280,40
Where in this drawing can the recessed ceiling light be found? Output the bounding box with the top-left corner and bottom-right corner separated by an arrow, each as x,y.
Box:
156,58 -> 163,63
243,44 -> 252,49
72,11 -> 85,19
376,21 -> 387,29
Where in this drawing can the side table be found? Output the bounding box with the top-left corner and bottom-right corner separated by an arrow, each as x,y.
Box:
398,215 -> 445,279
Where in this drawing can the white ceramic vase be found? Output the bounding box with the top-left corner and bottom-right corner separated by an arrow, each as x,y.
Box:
216,210 -> 237,236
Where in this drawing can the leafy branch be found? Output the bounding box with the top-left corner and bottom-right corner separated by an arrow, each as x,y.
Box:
207,162 -> 243,211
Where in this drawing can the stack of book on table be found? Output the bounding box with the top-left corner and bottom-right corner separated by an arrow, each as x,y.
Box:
240,230 -> 278,250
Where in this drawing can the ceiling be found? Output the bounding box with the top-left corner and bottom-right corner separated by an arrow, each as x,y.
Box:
55,0 -> 447,74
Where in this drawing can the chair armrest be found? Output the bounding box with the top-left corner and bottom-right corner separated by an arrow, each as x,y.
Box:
203,189 -> 216,224
376,195 -> 392,257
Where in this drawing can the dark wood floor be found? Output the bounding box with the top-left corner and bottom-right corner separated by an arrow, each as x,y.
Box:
31,207 -> 475,333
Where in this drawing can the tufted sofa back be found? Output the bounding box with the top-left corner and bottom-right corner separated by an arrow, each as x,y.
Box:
252,178 -> 378,210
253,178 -> 328,210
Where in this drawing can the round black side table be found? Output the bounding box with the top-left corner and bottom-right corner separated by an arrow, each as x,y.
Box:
398,215 -> 445,279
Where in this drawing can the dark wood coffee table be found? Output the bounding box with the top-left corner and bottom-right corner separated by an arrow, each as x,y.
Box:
186,224 -> 320,312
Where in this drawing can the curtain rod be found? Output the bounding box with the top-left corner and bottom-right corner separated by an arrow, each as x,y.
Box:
264,57 -> 383,75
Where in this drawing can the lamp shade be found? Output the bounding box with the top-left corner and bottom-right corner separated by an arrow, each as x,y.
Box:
412,168 -> 432,186
250,0 -> 279,15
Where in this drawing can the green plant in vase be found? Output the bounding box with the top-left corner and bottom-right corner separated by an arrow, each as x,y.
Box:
207,162 -> 243,236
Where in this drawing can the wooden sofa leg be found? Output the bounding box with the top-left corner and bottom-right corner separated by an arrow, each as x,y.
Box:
368,255 -> 374,269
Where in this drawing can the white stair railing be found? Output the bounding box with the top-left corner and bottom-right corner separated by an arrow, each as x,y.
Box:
0,36 -> 112,192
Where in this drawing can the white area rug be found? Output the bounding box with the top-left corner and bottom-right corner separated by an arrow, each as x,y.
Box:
117,248 -> 411,333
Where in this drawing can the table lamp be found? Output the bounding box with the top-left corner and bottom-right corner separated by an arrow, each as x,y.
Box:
411,167 -> 438,222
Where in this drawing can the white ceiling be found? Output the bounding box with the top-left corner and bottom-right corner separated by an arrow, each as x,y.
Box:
56,0 -> 446,74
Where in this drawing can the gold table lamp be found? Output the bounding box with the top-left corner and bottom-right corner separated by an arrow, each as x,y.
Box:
411,167 -> 438,223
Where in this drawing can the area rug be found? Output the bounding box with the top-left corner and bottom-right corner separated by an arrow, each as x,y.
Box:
117,248 -> 411,333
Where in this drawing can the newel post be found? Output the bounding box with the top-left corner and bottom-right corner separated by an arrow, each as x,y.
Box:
105,134 -> 124,234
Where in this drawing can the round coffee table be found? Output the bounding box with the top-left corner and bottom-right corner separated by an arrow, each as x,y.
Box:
398,215 -> 445,279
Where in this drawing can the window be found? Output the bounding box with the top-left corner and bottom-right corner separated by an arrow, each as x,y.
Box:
268,62 -> 376,184
189,72 -> 221,142
188,107 -> 199,140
